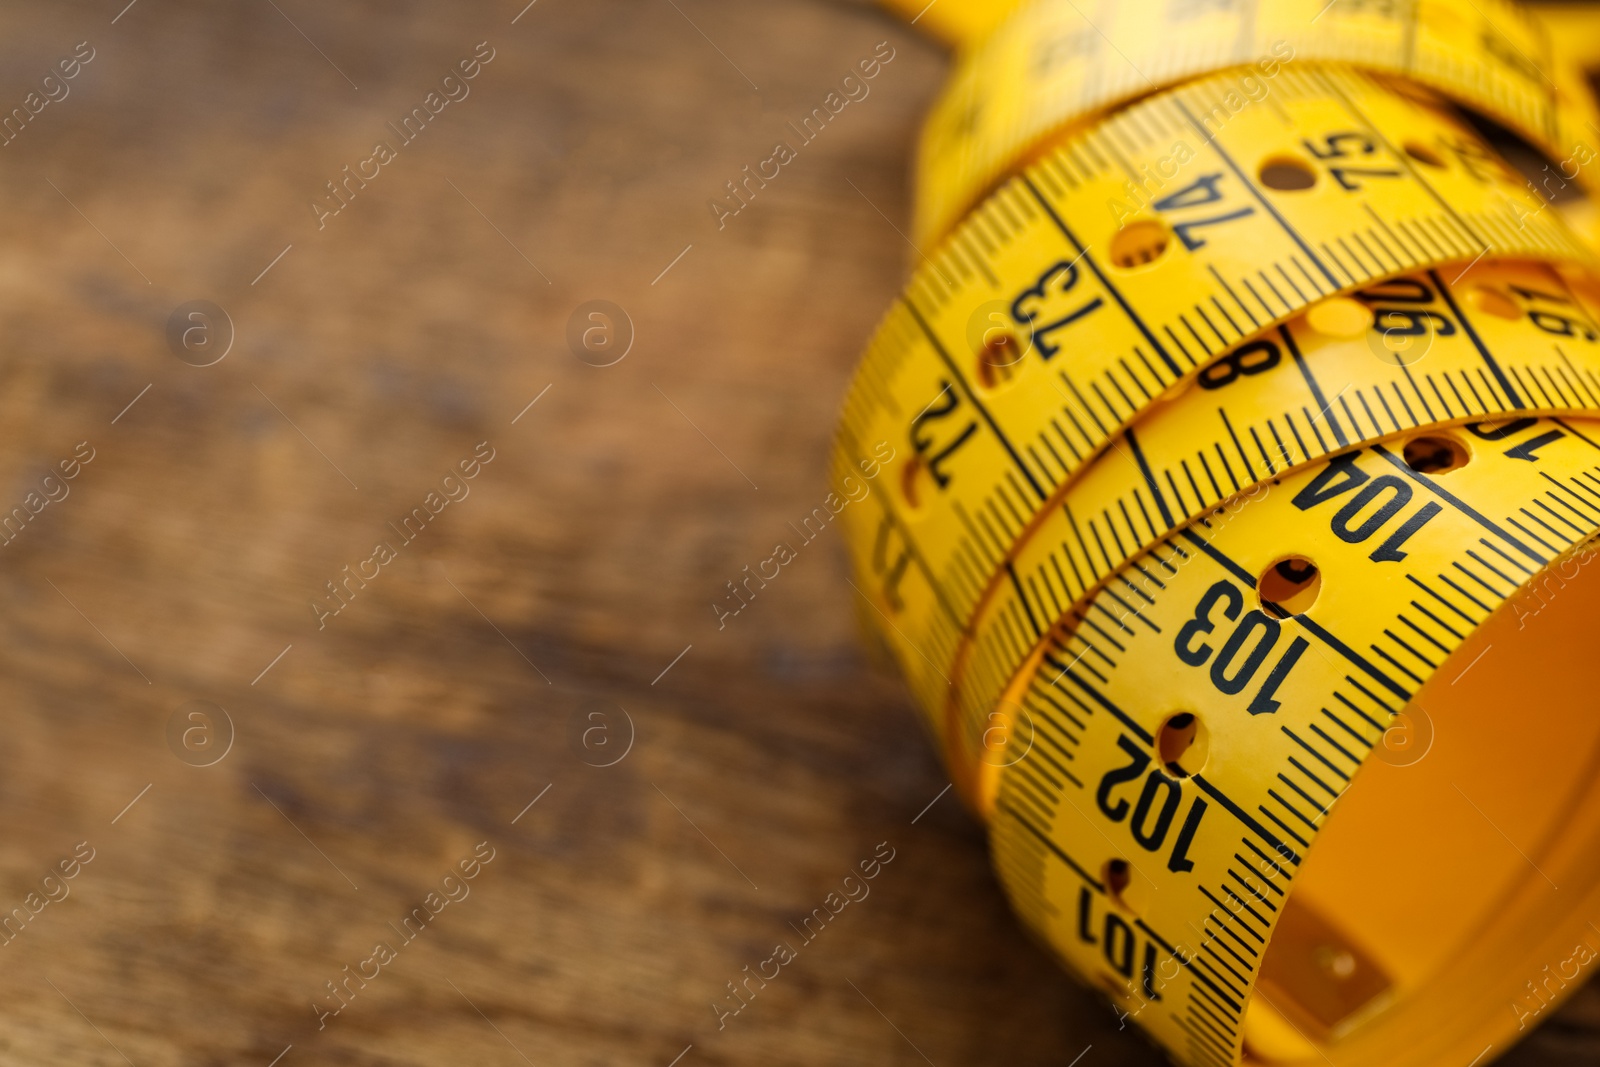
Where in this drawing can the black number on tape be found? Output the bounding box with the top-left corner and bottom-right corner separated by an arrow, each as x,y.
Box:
1291,453 -> 1443,562
1355,276 -> 1457,338
1010,260 -> 1105,360
1197,338 -> 1281,390
871,515 -> 914,612
1465,417 -> 1567,461
1174,580 -> 1310,715
1096,736 -> 1209,872
1509,284 -> 1600,342
1077,887 -> 1167,997
1437,134 -> 1502,184
1152,173 -> 1256,251
910,382 -> 978,490
1302,130 -> 1401,190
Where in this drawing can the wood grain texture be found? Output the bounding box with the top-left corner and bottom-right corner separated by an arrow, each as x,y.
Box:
0,1 -> 1591,1064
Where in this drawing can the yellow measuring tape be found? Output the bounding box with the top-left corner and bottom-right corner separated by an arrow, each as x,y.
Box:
900,0 -> 1600,246
840,1 -> 1600,1063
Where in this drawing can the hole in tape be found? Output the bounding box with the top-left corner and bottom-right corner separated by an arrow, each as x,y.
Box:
1109,219 -> 1170,269
966,299 -> 1034,386
1402,140 -> 1446,168
976,332 -> 1024,391
1258,555 -> 1321,619
1258,156 -> 1317,191
1468,285 -> 1521,320
1402,432 -> 1470,474
1156,711 -> 1209,778
1305,297 -> 1372,338
1103,858 -> 1133,905
899,455 -> 928,513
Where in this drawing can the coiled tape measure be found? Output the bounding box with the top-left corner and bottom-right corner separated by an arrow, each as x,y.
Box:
895,0 -> 1600,246
841,2 -> 1600,1064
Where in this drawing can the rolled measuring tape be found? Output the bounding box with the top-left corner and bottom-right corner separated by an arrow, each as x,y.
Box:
837,1 -> 1600,1064
898,0 -> 1600,246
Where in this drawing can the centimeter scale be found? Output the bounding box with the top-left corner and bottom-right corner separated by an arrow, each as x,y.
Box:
841,1 -> 1600,1064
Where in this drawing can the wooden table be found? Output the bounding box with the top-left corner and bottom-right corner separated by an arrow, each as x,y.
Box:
0,1 -> 1592,1064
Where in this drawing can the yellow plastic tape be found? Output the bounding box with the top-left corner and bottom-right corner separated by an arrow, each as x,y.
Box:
836,63 -> 1592,733
987,418 -> 1600,1066
952,259 -> 1600,781
908,0 -> 1600,245
843,2 -> 1600,1064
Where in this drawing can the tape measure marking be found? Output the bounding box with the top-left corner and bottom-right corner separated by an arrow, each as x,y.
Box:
845,249 -> 1600,753
835,61 -> 1600,740
984,418 -> 1600,1063
913,0 -> 1600,243
845,4 -> 1600,1060
954,376 -> 1600,773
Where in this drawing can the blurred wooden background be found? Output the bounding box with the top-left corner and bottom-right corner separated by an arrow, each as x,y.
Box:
0,1 -> 1592,1064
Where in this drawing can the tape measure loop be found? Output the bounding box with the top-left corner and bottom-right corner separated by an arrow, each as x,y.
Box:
843,3 -> 1600,1063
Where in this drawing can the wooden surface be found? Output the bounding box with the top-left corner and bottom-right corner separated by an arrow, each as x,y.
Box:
0,1 -> 1593,1065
